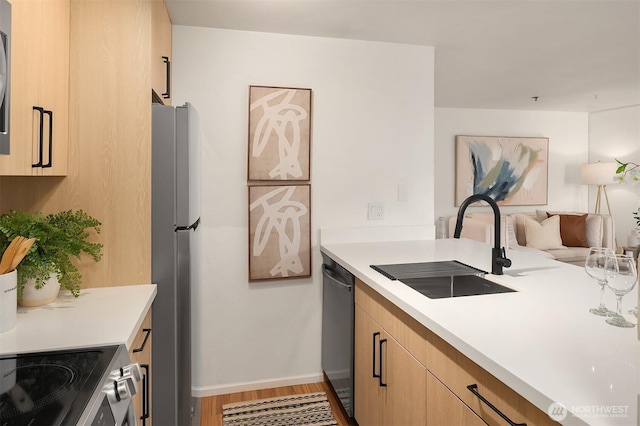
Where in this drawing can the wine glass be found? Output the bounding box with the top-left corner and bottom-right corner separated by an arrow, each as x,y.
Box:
584,247 -> 616,316
604,254 -> 638,328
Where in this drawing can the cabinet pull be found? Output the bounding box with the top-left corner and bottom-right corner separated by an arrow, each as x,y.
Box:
140,363 -> 150,425
379,338 -> 387,387
133,328 -> 152,353
467,384 -> 526,426
162,56 -> 171,99
42,109 -> 53,168
372,332 -> 380,379
32,106 -> 44,167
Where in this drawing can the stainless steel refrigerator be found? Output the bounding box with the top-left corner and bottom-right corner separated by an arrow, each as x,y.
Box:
151,103 -> 200,426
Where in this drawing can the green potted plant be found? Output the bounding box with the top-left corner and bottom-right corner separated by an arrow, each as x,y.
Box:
0,210 -> 103,303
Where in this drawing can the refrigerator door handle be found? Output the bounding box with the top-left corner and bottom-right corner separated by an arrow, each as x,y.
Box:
175,217 -> 200,232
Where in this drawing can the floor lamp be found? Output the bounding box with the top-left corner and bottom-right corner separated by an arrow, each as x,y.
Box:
580,162 -> 617,215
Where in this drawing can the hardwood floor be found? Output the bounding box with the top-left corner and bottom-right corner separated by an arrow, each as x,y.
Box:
199,381 -> 353,426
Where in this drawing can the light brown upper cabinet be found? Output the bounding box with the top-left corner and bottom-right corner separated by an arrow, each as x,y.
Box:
151,0 -> 171,105
0,0 -> 69,176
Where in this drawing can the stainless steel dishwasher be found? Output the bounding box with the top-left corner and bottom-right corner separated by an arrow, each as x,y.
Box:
321,253 -> 355,419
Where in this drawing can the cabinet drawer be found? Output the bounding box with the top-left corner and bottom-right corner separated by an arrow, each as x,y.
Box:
426,370 -> 486,426
424,328 -> 557,425
355,279 -> 428,365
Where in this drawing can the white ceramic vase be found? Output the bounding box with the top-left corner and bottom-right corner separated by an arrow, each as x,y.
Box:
19,274 -> 61,307
627,228 -> 640,248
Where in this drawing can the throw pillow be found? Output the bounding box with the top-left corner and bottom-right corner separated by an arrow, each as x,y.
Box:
546,213 -> 589,248
524,216 -> 565,250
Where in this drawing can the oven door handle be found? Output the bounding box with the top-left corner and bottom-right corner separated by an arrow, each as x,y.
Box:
125,399 -> 137,426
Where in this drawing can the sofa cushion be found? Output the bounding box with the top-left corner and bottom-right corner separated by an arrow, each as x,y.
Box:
525,216 -> 565,250
506,216 -> 520,248
546,213 -> 589,248
512,213 -> 536,246
547,246 -> 590,264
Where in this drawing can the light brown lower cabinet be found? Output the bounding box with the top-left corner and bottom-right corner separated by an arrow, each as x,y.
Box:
354,279 -> 558,426
129,310 -> 152,426
354,306 -> 427,425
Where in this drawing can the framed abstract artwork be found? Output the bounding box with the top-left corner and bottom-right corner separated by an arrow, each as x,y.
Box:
248,184 -> 311,281
248,86 -> 312,181
455,135 -> 549,206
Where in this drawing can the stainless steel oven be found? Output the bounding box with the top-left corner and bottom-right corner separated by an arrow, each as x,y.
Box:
0,0 -> 10,155
0,345 -> 141,425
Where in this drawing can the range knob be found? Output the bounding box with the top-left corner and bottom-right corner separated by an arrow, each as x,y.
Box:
121,363 -> 142,382
106,374 -> 139,403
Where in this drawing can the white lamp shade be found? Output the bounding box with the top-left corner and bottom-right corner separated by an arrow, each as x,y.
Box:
581,162 -> 617,185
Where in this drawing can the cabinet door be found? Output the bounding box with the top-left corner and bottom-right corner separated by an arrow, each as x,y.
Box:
354,306 -> 385,426
38,0 -> 69,176
0,0 -> 41,175
151,0 -> 171,104
382,335 -> 427,426
355,305 -> 428,426
426,371 -> 485,426
129,310 -> 152,426
0,0 -> 68,176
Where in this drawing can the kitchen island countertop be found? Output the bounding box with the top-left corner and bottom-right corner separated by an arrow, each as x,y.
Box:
321,237 -> 639,426
0,284 -> 156,355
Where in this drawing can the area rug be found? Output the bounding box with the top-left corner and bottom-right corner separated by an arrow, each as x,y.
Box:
222,392 -> 338,426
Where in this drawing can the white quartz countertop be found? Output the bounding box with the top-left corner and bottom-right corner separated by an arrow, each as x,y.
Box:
321,238 -> 639,426
0,284 -> 157,355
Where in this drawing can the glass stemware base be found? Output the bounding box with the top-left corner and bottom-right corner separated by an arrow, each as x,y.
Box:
590,305 -> 616,316
606,314 -> 636,328
589,283 -> 615,316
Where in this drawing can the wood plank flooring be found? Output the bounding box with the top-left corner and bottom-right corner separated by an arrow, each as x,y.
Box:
199,381 -> 353,426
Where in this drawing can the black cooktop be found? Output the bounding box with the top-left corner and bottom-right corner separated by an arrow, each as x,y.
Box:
0,346 -> 118,426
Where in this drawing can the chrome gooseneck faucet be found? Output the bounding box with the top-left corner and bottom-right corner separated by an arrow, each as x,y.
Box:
453,194 -> 512,275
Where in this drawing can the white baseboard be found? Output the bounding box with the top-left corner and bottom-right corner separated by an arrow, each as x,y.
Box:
192,373 -> 325,397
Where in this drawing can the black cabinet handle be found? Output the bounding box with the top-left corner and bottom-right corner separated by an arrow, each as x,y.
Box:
467,384 -> 526,426
379,339 -> 387,387
162,56 -> 170,99
372,332 -> 380,379
42,109 -> 52,168
140,364 -> 150,426
133,328 -> 151,353
32,106 -> 44,167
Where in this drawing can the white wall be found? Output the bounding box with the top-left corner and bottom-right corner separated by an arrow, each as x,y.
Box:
434,108 -> 590,225
588,105 -> 640,245
172,26 -> 434,396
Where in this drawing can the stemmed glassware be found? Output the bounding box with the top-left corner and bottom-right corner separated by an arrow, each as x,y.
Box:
584,247 -> 616,316
603,254 -> 638,328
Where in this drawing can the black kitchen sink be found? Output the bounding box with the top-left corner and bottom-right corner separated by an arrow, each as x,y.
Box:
370,260 -> 516,299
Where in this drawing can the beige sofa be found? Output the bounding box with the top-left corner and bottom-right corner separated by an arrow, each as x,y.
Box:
448,210 -> 616,266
